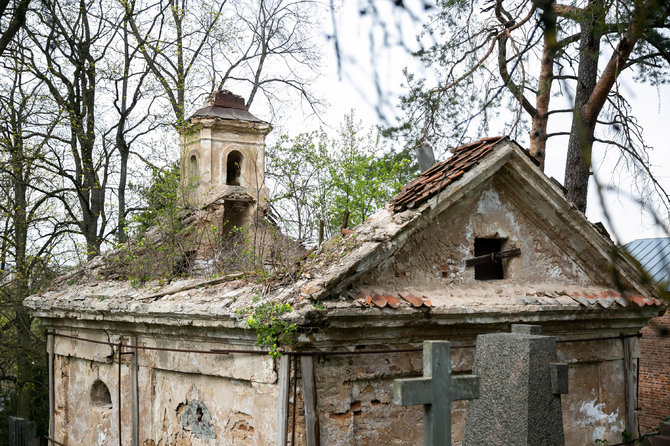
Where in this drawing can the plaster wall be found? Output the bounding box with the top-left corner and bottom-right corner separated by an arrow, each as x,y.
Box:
307,338 -> 635,446
358,180 -> 599,292
50,331 -> 277,446
49,328 -> 636,445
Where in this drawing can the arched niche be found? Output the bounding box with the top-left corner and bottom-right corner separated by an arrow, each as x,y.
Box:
226,150 -> 244,186
90,379 -> 112,409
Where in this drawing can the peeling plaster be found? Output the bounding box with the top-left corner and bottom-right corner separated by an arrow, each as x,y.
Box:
573,399 -> 624,441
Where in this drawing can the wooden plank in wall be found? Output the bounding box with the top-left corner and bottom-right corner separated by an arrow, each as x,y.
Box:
48,332 -> 55,442
622,336 -> 637,435
300,355 -> 320,446
131,336 -> 140,446
276,355 -> 291,446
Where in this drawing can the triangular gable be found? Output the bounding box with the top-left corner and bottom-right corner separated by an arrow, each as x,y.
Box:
299,137 -> 657,303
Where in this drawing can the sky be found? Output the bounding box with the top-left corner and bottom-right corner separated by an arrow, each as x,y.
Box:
262,0 -> 670,245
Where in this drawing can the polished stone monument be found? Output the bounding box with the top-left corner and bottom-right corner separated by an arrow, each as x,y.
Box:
462,324 -> 568,446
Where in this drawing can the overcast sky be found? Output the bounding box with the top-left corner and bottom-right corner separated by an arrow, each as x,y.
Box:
269,0 -> 670,244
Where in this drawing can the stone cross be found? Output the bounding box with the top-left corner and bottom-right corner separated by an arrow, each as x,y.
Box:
393,341 -> 479,446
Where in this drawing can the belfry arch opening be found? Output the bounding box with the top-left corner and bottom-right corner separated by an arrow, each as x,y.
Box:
189,154 -> 198,181
226,151 -> 243,186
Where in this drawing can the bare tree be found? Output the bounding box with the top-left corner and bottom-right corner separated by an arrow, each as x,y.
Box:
122,0 -> 321,128
0,0 -> 31,57
387,0 -> 670,213
0,46 -> 64,433
24,0 -> 118,258
214,0 -> 321,116
106,13 -> 157,242
121,0 -> 229,128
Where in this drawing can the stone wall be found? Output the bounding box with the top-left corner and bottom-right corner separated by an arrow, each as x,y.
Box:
46,322 -> 641,446
308,338 -> 634,445
357,179 -> 605,293
50,329 -> 277,446
639,310 -> 670,432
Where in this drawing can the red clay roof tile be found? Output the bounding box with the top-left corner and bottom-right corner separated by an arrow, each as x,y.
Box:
385,294 -> 402,309
570,290 -> 663,307
370,291 -> 387,308
390,137 -> 505,212
356,291 -> 372,306
399,292 -> 424,307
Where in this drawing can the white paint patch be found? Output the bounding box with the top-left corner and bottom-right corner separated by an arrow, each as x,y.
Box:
96,423 -> 107,445
475,187 -> 521,238
547,264 -> 564,279
476,188 -> 502,214
573,399 -> 624,442
576,399 -> 619,425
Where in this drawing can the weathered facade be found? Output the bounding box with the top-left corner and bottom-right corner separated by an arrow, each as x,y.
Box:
26,136 -> 666,445
181,90 -> 271,220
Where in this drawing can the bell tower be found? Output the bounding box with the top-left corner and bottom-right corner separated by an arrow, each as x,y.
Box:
181,91 -> 272,224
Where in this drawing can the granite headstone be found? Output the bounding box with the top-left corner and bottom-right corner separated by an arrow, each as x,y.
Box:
462,324 -> 568,446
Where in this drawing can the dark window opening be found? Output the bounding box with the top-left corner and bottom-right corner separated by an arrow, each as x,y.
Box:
474,238 -> 503,280
226,151 -> 243,185
189,154 -> 198,180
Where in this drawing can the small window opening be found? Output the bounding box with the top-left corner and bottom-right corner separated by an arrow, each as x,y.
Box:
189,154 -> 198,181
226,151 -> 243,186
90,379 -> 112,408
474,238 -> 503,280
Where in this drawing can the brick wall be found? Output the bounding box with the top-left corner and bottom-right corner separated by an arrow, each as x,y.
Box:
639,310 -> 670,432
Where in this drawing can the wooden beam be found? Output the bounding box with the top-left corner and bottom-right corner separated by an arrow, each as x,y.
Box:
131,336 -> 139,446
48,332 -> 55,442
622,336 -> 637,435
276,355 -> 290,446
300,355 -> 320,446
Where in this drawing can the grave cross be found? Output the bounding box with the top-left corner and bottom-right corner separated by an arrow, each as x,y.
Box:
393,341 -> 479,446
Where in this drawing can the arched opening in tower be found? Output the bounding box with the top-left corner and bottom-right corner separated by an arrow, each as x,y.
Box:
189,154 -> 198,181
226,151 -> 244,186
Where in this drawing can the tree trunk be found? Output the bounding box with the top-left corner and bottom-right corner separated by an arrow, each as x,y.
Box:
564,0 -> 603,213
10,123 -> 33,419
118,142 -> 129,244
529,1 -> 557,170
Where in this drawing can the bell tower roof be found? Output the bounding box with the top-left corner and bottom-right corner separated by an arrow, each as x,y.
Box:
190,90 -> 266,124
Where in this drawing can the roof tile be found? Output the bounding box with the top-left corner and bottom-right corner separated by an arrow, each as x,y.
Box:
390,137 -> 505,212
356,291 -> 372,306
570,290 -> 663,307
399,292 -> 424,307
385,294 -> 402,309
370,291 -> 387,308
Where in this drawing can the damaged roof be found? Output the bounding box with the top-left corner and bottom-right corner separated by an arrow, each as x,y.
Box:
352,288 -> 661,310
390,137 -> 539,212
24,137 -> 666,328
391,136 -> 503,212
190,90 -> 267,123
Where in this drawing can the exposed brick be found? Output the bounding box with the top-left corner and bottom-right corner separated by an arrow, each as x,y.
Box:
639,310 -> 670,432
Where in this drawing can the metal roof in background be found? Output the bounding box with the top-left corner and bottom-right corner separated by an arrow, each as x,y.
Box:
625,237 -> 670,290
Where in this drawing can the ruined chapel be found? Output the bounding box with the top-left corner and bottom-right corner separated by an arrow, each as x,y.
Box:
25,91 -> 666,445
